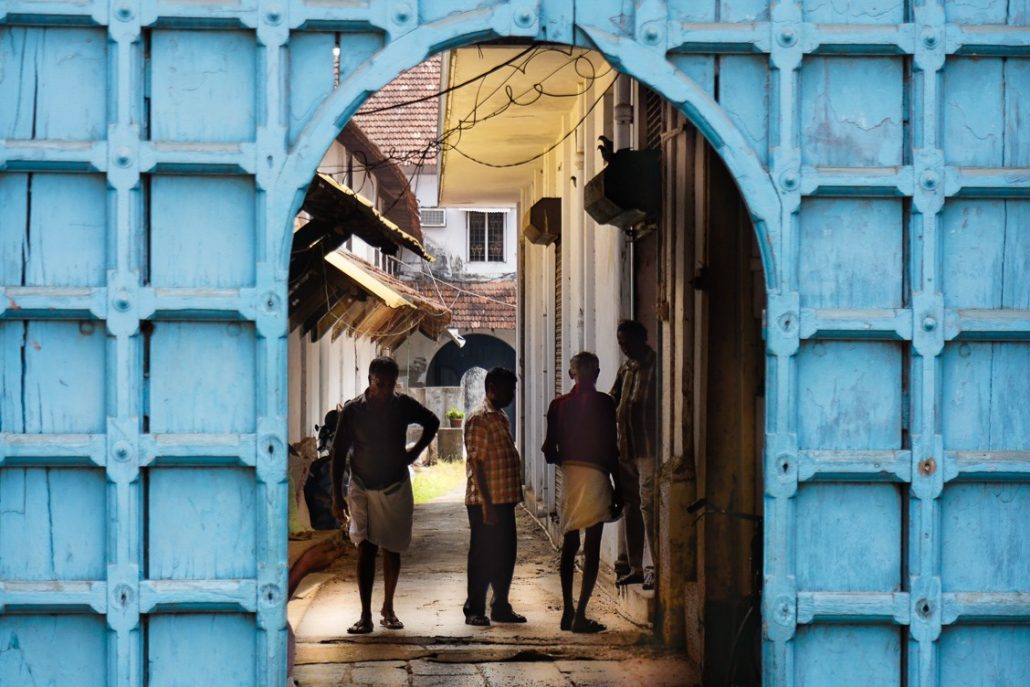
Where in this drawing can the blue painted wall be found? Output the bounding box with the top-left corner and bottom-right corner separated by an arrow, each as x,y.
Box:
0,2 -> 1027,685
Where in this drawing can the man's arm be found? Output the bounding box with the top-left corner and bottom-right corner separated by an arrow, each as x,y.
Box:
604,397 -> 624,511
405,397 -> 441,464
609,368 -> 624,405
541,399 -> 560,465
464,415 -> 496,525
330,410 -> 353,522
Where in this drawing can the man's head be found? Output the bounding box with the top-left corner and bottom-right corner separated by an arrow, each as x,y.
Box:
367,356 -> 400,401
484,367 -> 518,409
616,320 -> 649,361
568,351 -> 600,386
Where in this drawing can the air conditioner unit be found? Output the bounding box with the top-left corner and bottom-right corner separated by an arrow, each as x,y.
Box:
584,149 -> 660,231
419,207 -> 446,227
522,197 -> 561,246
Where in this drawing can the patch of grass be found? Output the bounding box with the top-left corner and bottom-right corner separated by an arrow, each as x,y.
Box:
411,460 -> 467,504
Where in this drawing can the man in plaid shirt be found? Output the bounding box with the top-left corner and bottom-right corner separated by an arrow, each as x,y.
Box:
463,367 -> 526,627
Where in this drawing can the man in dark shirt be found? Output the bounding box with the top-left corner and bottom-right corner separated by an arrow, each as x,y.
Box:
543,351 -> 623,633
331,356 -> 439,634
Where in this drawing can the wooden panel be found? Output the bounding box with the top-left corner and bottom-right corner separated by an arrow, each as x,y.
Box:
715,0 -> 769,22
944,0 -> 1026,24
147,614 -> 256,687
336,32 -> 385,90
796,484 -> 901,591
0,174 -> 28,284
150,176 -> 256,288
802,0 -> 905,24
149,322 -> 256,433
797,342 -> 902,450
148,467 -> 256,579
149,30 -> 256,143
288,33 -> 337,144
667,0 -> 716,21
0,468 -> 107,580
800,57 -> 904,167
799,199 -> 903,308
718,56 -> 770,165
0,28 -> 107,140
939,626 -> 1030,687
941,343 -> 1030,451
1,321 -> 108,434
794,625 -> 902,687
941,484 -> 1030,592
1,173 -> 108,289
942,59 -> 1005,166
941,200 -> 1030,309
669,56 -> 715,97
0,616 -> 107,686
25,174 -> 107,287
942,58 -> 1030,167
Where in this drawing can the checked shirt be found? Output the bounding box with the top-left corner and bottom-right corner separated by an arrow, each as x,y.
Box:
464,402 -> 523,506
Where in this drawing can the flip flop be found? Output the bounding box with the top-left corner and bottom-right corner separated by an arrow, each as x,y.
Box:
346,617 -> 374,634
379,613 -> 404,630
571,618 -> 606,634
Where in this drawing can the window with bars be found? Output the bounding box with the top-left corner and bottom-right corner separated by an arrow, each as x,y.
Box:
468,211 -> 505,262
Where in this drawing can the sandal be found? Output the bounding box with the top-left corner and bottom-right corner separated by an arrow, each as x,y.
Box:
571,618 -> 606,634
560,610 -> 575,632
379,612 -> 404,630
346,617 -> 374,634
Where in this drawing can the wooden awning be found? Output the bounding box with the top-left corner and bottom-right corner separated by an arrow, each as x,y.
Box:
296,173 -> 431,262
288,249 -> 450,349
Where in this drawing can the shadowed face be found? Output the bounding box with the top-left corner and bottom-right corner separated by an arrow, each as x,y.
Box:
367,373 -> 397,402
617,329 -> 648,361
486,381 -> 516,409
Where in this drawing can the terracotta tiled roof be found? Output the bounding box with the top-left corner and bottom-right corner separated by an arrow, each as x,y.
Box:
353,55 -> 441,165
413,278 -> 517,330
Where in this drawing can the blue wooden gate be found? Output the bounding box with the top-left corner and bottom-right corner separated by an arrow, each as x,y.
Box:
1,1 -> 1027,685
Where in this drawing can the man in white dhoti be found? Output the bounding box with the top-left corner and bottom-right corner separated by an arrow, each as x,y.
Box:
331,357 -> 439,634
542,352 -> 623,633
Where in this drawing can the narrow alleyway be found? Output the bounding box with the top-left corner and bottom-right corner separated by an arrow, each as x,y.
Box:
289,491 -> 698,687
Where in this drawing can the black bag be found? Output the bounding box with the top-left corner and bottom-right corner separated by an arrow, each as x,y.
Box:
304,456 -> 341,530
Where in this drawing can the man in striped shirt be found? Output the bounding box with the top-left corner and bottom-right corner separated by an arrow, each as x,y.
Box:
463,367 -> 526,627
611,320 -> 658,590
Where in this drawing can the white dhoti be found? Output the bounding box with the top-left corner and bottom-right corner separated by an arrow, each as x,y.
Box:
560,462 -> 613,533
347,474 -> 414,553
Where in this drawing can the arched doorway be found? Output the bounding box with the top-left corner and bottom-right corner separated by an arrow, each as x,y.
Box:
426,334 -> 517,427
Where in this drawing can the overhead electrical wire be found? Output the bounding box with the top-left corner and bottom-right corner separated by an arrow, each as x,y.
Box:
310,44 -> 614,338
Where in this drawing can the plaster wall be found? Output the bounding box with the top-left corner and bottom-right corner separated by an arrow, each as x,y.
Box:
518,76 -> 626,562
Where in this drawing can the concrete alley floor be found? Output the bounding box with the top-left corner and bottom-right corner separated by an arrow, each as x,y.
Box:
289,490 -> 699,687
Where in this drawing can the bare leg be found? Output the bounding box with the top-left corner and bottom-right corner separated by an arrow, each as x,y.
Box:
348,541 -> 377,633
560,530 -> 580,630
380,549 -> 403,628
572,523 -> 606,633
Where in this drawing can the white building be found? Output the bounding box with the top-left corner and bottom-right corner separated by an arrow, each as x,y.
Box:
353,56 -> 518,401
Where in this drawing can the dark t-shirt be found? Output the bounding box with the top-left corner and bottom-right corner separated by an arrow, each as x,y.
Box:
542,385 -> 619,472
333,391 -> 439,489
